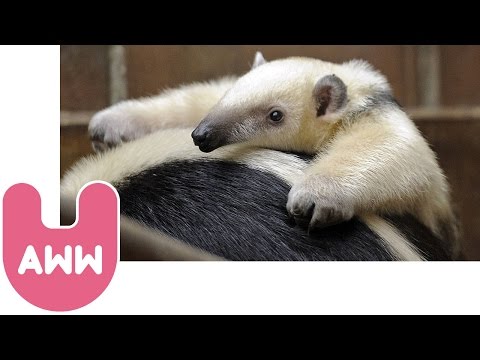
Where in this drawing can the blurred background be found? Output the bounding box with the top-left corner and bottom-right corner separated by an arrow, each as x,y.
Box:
61,45 -> 480,260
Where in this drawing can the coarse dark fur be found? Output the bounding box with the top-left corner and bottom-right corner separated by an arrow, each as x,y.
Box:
115,159 -> 449,261
386,215 -> 451,260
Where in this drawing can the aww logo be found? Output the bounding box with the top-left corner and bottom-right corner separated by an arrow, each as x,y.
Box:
3,182 -> 119,311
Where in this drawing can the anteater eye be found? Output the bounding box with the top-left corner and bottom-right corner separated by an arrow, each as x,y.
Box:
269,110 -> 284,122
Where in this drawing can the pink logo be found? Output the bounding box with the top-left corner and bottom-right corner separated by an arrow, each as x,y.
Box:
3,182 -> 119,311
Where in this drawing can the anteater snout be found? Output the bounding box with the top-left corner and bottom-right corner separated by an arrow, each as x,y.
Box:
191,124 -> 223,153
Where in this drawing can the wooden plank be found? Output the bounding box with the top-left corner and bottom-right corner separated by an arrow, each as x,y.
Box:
403,45 -> 418,107
108,45 -> 128,105
408,106 -> 480,121
417,45 -> 441,107
60,110 -> 95,126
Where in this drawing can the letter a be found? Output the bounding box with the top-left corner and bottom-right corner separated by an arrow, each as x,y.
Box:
18,245 -> 43,275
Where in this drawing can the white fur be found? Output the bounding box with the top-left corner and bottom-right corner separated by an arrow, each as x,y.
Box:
362,214 -> 425,261
89,76 -> 237,150
61,128 -> 308,198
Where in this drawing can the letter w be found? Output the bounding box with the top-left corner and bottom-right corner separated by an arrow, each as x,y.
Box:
75,246 -> 102,275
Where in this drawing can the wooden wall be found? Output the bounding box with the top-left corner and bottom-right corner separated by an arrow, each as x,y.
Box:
61,45 -> 109,110
60,45 -> 480,260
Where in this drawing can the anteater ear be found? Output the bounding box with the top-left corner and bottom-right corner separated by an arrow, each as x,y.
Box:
252,51 -> 267,69
314,74 -> 348,117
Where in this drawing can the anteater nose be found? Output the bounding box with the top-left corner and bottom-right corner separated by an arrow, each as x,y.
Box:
191,128 -> 209,146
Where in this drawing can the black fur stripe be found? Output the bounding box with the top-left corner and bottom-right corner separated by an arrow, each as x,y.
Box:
115,159 -> 398,261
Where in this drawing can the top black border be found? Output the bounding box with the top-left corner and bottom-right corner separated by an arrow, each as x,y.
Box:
3,7 -> 479,44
